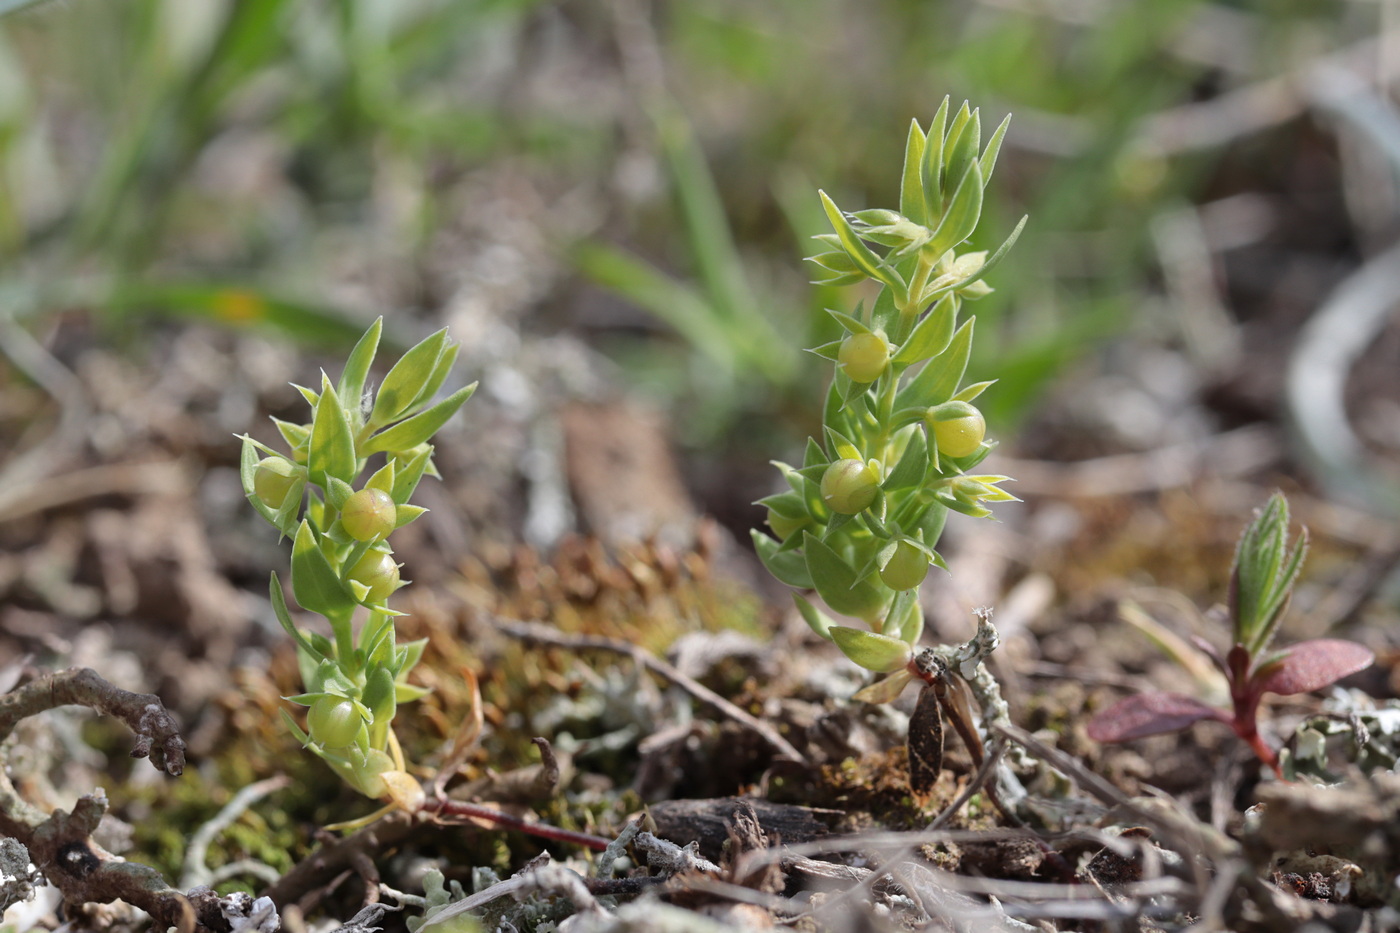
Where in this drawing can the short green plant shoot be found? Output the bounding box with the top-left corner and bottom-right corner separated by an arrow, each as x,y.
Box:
755,99 -> 1025,699
239,318 -> 475,804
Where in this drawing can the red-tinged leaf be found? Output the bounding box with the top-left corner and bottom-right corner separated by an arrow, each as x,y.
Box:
1087,692 -> 1227,743
1253,639 -> 1374,696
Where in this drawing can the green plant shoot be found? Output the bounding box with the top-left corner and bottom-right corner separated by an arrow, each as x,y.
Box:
238,318 -> 475,803
755,99 -> 1025,700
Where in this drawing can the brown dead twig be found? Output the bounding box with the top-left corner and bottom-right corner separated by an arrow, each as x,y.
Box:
489,614 -> 810,766
0,667 -> 230,932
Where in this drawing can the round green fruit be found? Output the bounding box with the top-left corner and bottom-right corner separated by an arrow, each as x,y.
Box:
307,696 -> 361,748
349,550 -> 401,602
880,541 -> 931,590
930,405 -> 986,459
253,458 -> 299,509
820,459 -> 880,515
837,332 -> 891,384
341,488 -> 396,542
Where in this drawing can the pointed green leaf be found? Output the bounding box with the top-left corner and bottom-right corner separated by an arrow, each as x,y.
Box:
900,119 -> 927,225
795,594 -> 836,641
326,477 -> 354,511
826,308 -> 871,335
883,429 -> 929,491
309,375 -> 357,487
898,318 -> 974,411
752,529 -> 814,589
364,383 -> 476,455
804,532 -> 888,619
979,113 -> 1012,187
337,318 -> 383,423
270,571 -> 320,660
405,342 -> 461,419
943,105 -> 980,200
291,521 -> 356,617
926,161 -> 984,260
920,97 -> 950,225
369,328 -> 449,428
818,191 -> 908,305
893,294 -> 956,364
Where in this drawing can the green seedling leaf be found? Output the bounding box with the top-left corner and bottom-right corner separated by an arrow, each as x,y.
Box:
309,375 -> 357,487
364,383 -> 477,455
900,118 -> 927,225
898,317 -> 973,411
794,594 -> 836,641
291,521 -> 356,617
894,294 -> 956,364
752,529 -> 814,589
370,328 -> 449,428
804,532 -> 888,619
830,626 -> 912,672
337,318 -> 382,422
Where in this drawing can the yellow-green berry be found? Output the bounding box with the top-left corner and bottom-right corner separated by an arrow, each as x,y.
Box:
820,458 -> 881,514
349,550 -> 401,602
342,488 -> 397,542
307,696 -> 361,748
837,332 -> 891,384
880,541 -> 930,590
253,457 -> 299,509
929,403 -> 986,459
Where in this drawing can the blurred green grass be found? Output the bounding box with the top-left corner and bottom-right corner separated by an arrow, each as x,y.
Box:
0,0 -> 1365,446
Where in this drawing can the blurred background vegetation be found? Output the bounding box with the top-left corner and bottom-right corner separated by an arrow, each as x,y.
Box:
0,0 -> 1396,543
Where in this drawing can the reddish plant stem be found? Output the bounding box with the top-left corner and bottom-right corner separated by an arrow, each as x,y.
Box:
422,798 -> 611,851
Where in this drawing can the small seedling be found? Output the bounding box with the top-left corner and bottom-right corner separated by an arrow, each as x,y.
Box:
239,318 -> 475,805
754,100 -> 1026,799
1088,492 -> 1374,777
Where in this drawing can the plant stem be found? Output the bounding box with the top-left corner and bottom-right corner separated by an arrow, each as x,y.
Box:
422,798 -> 611,851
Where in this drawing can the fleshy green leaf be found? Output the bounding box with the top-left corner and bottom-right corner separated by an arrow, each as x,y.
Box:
979,113 -> 1012,187
804,532 -> 888,620
291,521 -> 356,617
829,626 -> 912,672
900,119 -> 927,226
309,375 -> 357,487
925,161 -> 983,260
269,572 -> 320,660
818,191 -> 908,305
752,529 -> 814,589
390,445 -> 434,504
369,328 -> 449,428
336,318 -> 382,424
364,383 -> 477,455
898,318 -> 974,411
794,594 -> 836,641
920,97 -> 950,225
893,294 -> 956,364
